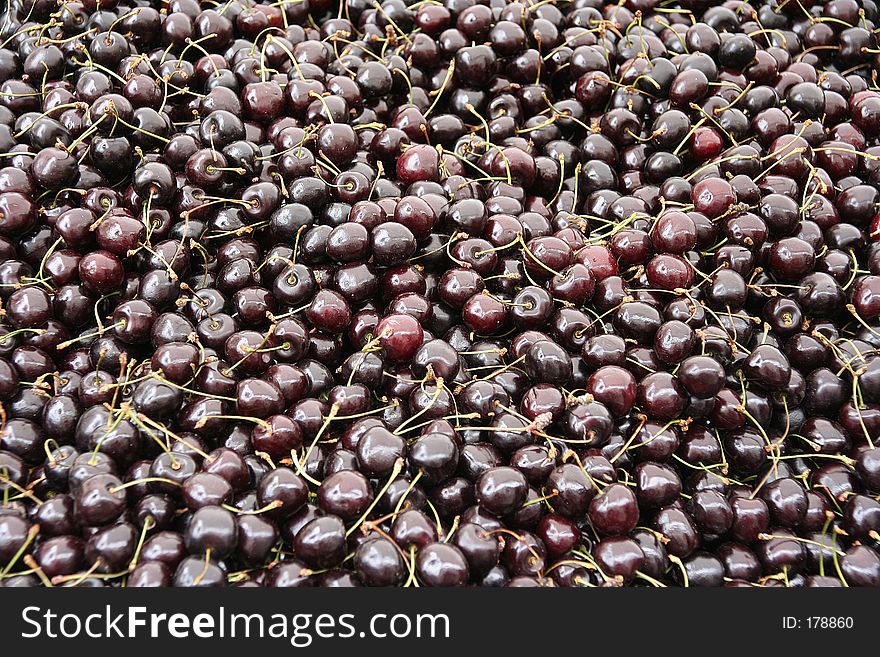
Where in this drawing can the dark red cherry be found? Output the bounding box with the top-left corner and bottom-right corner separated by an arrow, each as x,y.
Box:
588,483 -> 639,536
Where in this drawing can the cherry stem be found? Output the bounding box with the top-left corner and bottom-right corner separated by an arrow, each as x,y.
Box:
667,554 -> 689,587
109,477 -> 182,493
345,457 -> 404,537
127,515 -> 154,572
190,548 -> 213,587
295,404 -> 340,476
222,500 -> 284,515
22,555 -> 53,587
0,524 -> 40,578
393,378 -> 446,434
393,470 -> 424,516
0,474 -> 42,505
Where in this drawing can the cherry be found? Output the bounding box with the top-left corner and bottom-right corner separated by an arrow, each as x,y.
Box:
855,447 -> 880,491
354,537 -> 405,586
497,530 -> 544,579
173,556 -> 227,587
589,483 -> 639,536
150,342 -> 199,385
692,178 -> 736,219
293,516 -> 347,569
654,320 -> 696,364
453,522 -> 501,575
756,528 -> 806,575
638,372 -> 687,420
317,470 -> 373,521
689,490 -> 733,535
397,145 -> 439,186
128,562 -> 172,587
0,514 -> 31,563
841,545 -> 880,587
653,505 -> 699,558
594,537 -> 644,584
416,543 -> 470,587
524,340 -> 572,384
371,222 -> 417,267
0,0 -> 875,590
33,536 -> 85,579
78,250 -> 124,294
235,378 -> 285,419
409,432 -> 459,484
743,344 -> 791,392
86,523 -> 136,573
545,464 -> 595,518
691,127 -> 723,160
475,467 -> 528,517
181,473 -> 232,510
32,147 -> 78,189
356,425 -> 406,478
74,474 -> 126,526
842,495 -> 880,541
462,293 -> 507,334
519,384 -> 565,423
257,468 -> 308,519
388,510 -> 435,551
678,356 -> 726,399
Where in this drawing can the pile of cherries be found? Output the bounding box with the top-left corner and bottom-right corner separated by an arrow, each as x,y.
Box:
0,0 -> 879,588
